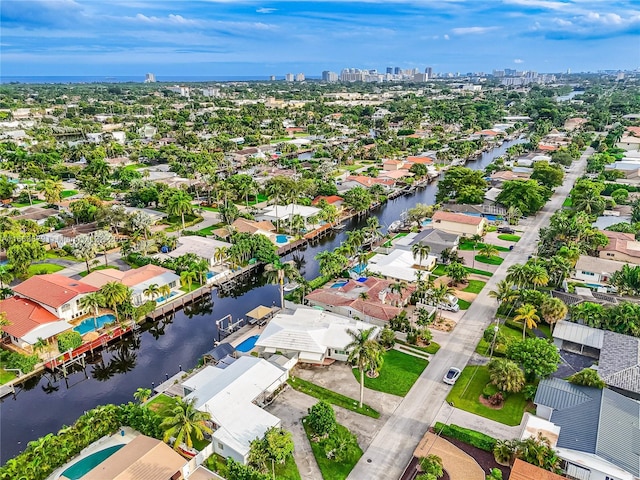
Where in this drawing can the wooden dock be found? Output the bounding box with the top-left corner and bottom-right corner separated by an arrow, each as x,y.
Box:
146,284 -> 216,321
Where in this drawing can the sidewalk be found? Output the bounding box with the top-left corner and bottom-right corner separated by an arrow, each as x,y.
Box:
432,401 -> 527,441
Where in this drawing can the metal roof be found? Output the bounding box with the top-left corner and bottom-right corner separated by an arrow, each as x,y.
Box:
202,342 -> 235,362
553,321 -> 604,350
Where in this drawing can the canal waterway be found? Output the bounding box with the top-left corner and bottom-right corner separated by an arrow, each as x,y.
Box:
0,138 -> 524,463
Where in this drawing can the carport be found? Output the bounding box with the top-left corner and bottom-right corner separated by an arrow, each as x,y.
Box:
552,320 -> 603,358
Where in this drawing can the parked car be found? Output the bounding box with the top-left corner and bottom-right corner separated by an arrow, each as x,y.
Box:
443,367 -> 461,385
497,226 -> 515,234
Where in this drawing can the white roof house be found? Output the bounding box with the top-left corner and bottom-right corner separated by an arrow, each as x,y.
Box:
183,356 -> 288,464
261,204 -> 320,222
255,307 -> 380,363
368,249 -> 437,282
166,236 -> 232,266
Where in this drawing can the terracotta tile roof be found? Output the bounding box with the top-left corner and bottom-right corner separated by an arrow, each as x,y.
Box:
406,156 -> 434,164
346,175 -> 395,187
0,297 -> 60,338
231,218 -> 276,234
312,195 -> 344,206
600,230 -> 640,258
83,264 -> 174,288
538,144 -> 558,151
13,274 -> 97,308
380,170 -> 412,179
432,211 -> 484,226
510,459 -> 566,480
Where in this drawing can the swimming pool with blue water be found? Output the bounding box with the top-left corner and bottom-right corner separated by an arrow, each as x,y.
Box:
73,314 -> 116,335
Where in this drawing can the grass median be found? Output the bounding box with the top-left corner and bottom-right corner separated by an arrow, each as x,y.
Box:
288,377 -> 380,418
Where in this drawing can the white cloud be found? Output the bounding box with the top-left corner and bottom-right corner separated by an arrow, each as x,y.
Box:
451,26 -> 499,34
256,7 -> 277,14
514,58 -> 524,63
132,13 -> 203,26
443,34 -> 450,40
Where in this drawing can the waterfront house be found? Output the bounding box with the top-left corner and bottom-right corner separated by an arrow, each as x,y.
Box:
430,211 -> 486,237
255,307 -> 380,363
164,236 -> 233,267
533,378 -> 639,480
260,204 -> 321,226
0,296 -> 71,352
368,249 -> 437,281
82,264 -> 180,306
182,356 -> 288,464
12,274 -> 98,321
82,434 -> 188,480
305,277 -> 414,325
396,229 -> 460,257
598,230 -> 640,265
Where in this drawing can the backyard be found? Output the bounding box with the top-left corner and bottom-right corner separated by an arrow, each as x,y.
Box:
445,366 -> 531,426
352,349 -> 428,397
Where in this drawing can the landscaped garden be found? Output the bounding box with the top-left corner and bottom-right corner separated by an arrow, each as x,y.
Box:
462,280 -> 486,294
287,376 -> 380,418
474,254 -> 504,265
497,234 -> 520,242
459,241 -> 510,252
353,349 -> 428,397
446,365 -> 532,426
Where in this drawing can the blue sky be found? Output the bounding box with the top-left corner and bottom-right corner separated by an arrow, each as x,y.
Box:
1,0 -> 638,77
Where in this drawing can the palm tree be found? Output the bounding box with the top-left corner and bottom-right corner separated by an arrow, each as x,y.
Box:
166,189 -> 194,231
143,283 -> 160,301
430,283 -> 455,322
213,246 -> 229,265
38,178 -> 64,204
412,243 -> 431,270
525,264 -> 549,290
0,265 -> 13,288
264,260 -> 298,308
159,284 -> 171,300
133,387 -> 152,404
79,292 -> 104,319
540,296 -> 568,332
347,327 -> 382,408
487,358 -> 525,393
160,397 -> 212,451
99,282 -> 131,322
513,303 -> 540,339
180,270 -> 197,292
506,263 -> 529,288
488,280 -> 517,308
479,244 -> 499,260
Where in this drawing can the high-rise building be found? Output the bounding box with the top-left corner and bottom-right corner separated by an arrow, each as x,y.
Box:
386,67 -> 393,74
394,67 -> 401,75
285,73 -> 294,82
322,71 -> 338,82
295,73 -> 305,82
144,73 -> 156,83
269,75 -> 276,81
424,67 -> 432,79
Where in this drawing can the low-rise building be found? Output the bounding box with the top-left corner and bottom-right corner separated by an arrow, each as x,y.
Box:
431,211 -> 486,237
255,307 -> 379,363
395,228 -> 460,257
574,255 -> 626,287
598,230 -> 640,265
368,248 -> 437,281
164,236 -> 233,267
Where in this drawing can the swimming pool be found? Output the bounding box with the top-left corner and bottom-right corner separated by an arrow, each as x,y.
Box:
60,444 -> 124,480
276,234 -> 289,244
351,264 -> 367,274
156,292 -> 178,303
236,335 -> 259,353
74,314 -> 116,335
331,281 -> 348,288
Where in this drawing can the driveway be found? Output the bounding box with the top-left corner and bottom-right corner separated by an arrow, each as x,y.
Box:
346,148 -> 592,480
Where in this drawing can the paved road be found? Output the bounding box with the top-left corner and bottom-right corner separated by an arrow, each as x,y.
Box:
347,149 -> 592,480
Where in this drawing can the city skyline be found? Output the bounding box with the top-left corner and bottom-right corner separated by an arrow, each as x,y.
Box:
1,0 -> 639,77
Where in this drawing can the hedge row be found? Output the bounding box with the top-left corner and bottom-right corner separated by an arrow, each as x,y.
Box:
433,422 -> 497,452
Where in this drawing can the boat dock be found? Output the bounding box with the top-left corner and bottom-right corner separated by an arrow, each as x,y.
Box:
146,284 -> 216,321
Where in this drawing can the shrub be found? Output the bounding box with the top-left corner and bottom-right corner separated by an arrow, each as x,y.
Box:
568,368 -> 606,389
482,383 -> 500,398
57,331 -> 82,353
307,401 -> 337,439
433,422 -> 497,451
522,384 -> 538,401
406,329 -> 418,345
487,392 -> 504,406
1,350 -> 40,373
379,327 -> 396,349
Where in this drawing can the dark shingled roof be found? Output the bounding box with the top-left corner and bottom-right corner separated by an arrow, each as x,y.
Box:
202,342 -> 236,363
410,228 -> 459,255
599,331 -> 640,396
535,378 -> 640,477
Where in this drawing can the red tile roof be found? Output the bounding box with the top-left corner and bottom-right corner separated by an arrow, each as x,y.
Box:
312,195 -> 344,206
432,211 -> 484,226
346,176 -> 395,187
538,144 -> 558,151
0,297 -> 60,338
600,230 -> 640,257
405,156 -> 434,165
13,274 -> 98,308
83,264 -> 175,288
626,126 -> 640,137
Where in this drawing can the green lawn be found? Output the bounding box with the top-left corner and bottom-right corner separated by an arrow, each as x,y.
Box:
457,298 -> 471,310
12,199 -> 44,208
433,264 -> 493,277
45,251 -> 77,261
199,206 -> 220,212
0,368 -> 16,385
562,197 -> 573,207
497,234 -> 521,242
462,280 -> 486,294
27,263 -> 64,276
303,421 -> 362,480
61,190 -> 78,198
147,393 -> 177,416
123,163 -> 147,170
180,281 -> 202,293
78,265 -> 119,277
206,451 -> 300,479
432,264 -> 447,276
352,349 -> 428,397
396,339 -> 441,354
475,255 -> 504,266
464,267 -> 494,277
446,366 -> 530,426
475,323 -> 523,357
195,224 -> 222,236
459,241 -> 510,252
288,377 -> 380,418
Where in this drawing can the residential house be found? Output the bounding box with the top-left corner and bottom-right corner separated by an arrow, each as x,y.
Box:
0,297 -> 71,351
255,307 -> 380,363
367,249 -> 437,282
165,236 -> 232,267
311,195 -> 344,210
598,231 -> 640,265
552,320 -> 603,358
604,161 -> 640,179
182,356 -> 289,464
395,228 -> 460,257
82,435 -> 188,480
14,207 -> 60,226
260,204 -> 321,226
405,156 -> 435,167
564,117 -> 589,131
533,378 -> 639,480
12,274 -> 98,321
573,255 -> 626,288
383,159 -> 404,171
431,211 -> 487,237
305,277 -> 414,325
345,175 -> 396,189
617,135 -> 640,152
82,264 -> 180,306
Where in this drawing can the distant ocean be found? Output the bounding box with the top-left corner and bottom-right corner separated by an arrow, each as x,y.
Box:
0,75 -> 318,84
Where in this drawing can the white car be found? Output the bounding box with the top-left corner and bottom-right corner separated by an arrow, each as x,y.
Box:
443,367 -> 461,385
